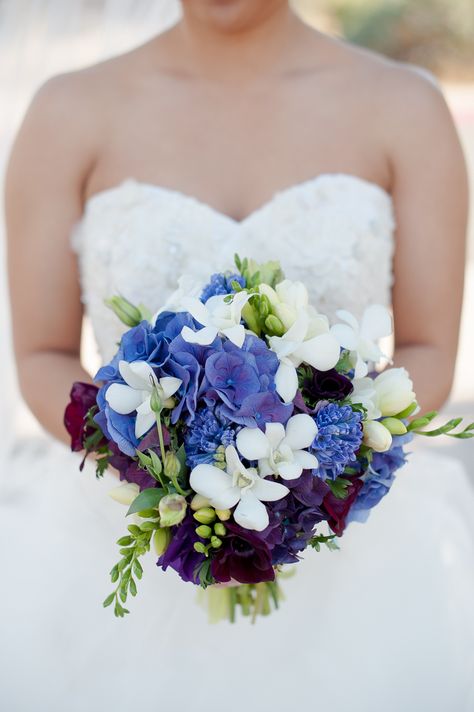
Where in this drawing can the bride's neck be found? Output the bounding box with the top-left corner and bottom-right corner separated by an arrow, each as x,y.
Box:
173,6 -> 308,82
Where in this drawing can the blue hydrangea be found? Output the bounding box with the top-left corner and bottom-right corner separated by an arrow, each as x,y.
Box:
185,407 -> 236,468
347,434 -> 412,523
200,272 -> 246,302
311,403 -> 363,480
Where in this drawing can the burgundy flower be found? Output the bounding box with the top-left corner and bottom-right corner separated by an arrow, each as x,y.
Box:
64,382 -> 101,451
322,477 -> 364,536
211,522 -> 275,584
301,367 -> 353,404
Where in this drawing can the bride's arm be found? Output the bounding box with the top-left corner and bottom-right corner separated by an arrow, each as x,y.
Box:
5,75 -> 97,444
384,69 -> 469,412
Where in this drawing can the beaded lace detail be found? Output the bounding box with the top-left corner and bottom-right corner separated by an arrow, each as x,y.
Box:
72,174 -> 395,363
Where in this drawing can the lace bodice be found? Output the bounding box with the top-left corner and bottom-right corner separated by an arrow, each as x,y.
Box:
72,174 -> 395,363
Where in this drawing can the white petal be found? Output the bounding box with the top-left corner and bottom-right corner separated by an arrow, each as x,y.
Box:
283,413 -> 318,450
257,458 -> 274,477
211,486 -> 242,510
135,409 -> 156,438
222,324 -> 246,347
119,360 -> 156,391
264,422 -> 286,450
105,383 -> 143,414
233,491 -> 269,531
158,376 -> 182,399
224,445 -> 245,476
330,323 -> 357,350
108,482 -> 140,505
282,310 -> 309,342
274,360 -> 299,403
360,304 -> 393,340
236,427 -> 271,461
293,450 -> 319,470
335,309 -> 359,331
181,325 -> 218,345
294,332 -> 340,371
354,355 -> 369,378
190,464 -> 234,500
180,297 -> 212,327
251,476 -> 290,502
276,461 -> 303,480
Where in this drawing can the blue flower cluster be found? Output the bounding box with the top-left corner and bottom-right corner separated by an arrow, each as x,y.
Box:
347,434 -> 412,524
185,407 -> 235,468
311,403 -> 363,480
200,272 -> 246,302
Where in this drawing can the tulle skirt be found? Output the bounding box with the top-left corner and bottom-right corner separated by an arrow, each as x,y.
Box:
1,437 -> 473,712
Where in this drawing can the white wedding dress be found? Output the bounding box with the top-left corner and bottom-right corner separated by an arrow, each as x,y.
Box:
1,174 -> 474,712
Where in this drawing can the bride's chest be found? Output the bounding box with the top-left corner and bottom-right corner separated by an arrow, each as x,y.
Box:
74,175 -> 395,362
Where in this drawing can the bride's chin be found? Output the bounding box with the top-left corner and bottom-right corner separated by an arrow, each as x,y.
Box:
180,0 -> 288,34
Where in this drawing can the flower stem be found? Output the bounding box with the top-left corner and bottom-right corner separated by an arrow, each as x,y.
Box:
155,411 -> 166,460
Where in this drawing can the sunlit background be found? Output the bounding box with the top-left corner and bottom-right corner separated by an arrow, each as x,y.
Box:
0,0 -> 473,472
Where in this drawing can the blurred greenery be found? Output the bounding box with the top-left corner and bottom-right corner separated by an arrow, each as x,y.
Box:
293,0 -> 474,79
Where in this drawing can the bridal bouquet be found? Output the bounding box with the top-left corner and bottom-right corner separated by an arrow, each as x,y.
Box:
65,256 -> 473,621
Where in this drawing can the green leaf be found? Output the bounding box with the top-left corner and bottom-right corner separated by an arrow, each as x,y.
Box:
129,577 -> 137,597
136,450 -> 152,469
117,536 -> 133,546
175,444 -> 187,477
394,401 -> 419,419
327,477 -> 352,499
133,559 -> 143,579
126,488 -> 165,516
103,592 -> 115,608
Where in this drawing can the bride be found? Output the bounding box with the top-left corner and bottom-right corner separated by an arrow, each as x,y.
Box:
4,1 -> 474,711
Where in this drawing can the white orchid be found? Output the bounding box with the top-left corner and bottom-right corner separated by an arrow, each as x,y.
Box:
259,279 -> 310,331
268,309 -> 341,403
190,445 -> 289,531
331,305 -> 393,378
153,275 -> 202,321
105,360 -> 182,438
180,291 -> 250,347
236,414 -> 319,481
351,367 -> 416,420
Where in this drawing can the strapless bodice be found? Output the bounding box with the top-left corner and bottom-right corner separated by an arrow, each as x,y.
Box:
72,174 -> 395,362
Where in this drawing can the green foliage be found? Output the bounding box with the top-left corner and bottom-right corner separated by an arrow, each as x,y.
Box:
309,533 -> 340,552
104,520 -> 157,617
82,406 -> 113,478
326,477 -> 352,499
126,487 -> 165,516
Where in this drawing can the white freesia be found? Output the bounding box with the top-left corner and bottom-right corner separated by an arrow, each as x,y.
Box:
363,420 -> 393,452
268,309 -> 341,403
105,360 -> 182,438
108,482 -> 140,506
331,305 -> 393,378
260,279 -> 310,330
152,275 -> 202,321
371,368 -> 416,416
189,445 -> 289,531
351,368 -> 416,419
236,414 -> 319,481
180,291 -> 250,348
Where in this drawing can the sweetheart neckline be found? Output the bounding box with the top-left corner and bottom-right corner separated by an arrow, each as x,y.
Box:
83,172 -> 393,226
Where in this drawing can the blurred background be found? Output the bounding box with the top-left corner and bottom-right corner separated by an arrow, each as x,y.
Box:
0,0 -> 473,471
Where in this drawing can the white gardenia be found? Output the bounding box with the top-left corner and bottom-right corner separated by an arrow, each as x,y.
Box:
331,305 -> 393,378
259,279 -> 310,331
190,445 -> 289,532
351,367 -> 416,420
180,291 -> 250,348
236,414 -> 318,481
268,308 -> 341,403
105,360 -> 182,438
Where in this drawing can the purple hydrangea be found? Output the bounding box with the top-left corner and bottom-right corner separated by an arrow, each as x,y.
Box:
184,407 -> 236,467
311,403 -> 363,480
200,272 -> 246,302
